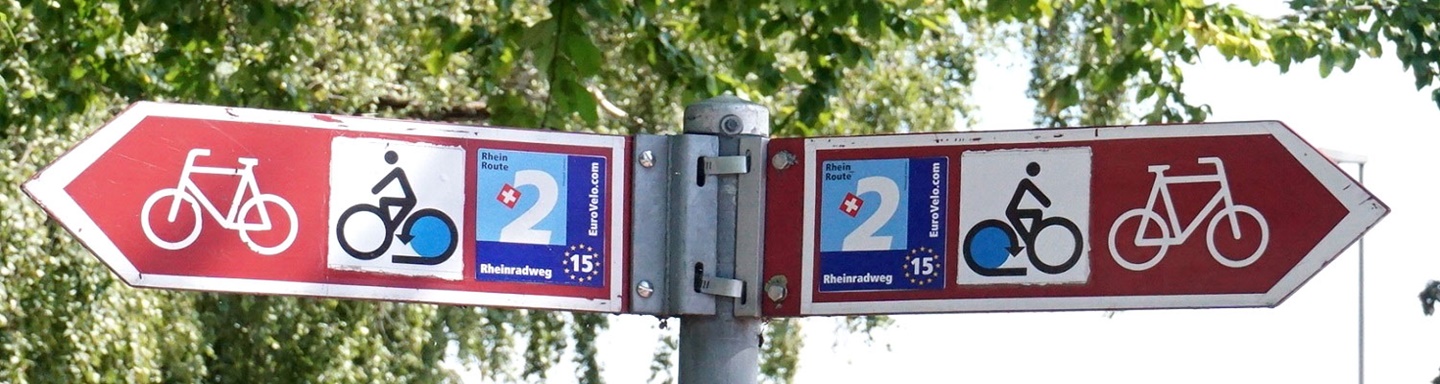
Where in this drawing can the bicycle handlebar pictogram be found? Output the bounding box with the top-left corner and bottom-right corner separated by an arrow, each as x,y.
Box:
1107,157 -> 1270,271
140,148 -> 298,255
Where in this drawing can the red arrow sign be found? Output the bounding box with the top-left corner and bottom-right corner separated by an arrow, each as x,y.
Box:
761,121 -> 1388,316
24,102 -> 629,313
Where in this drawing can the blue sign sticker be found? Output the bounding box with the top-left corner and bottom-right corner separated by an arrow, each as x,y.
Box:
818,157 -> 947,292
476,149 -> 606,287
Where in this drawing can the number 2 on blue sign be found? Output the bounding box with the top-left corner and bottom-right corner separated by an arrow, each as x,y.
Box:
818,157 -> 945,293
476,149 -> 606,287
500,170 -> 558,244
842,176 -> 900,251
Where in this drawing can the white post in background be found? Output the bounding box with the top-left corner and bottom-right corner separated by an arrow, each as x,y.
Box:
1322,148 -> 1368,384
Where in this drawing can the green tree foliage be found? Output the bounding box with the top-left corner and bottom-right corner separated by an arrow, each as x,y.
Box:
3,0 -> 1437,382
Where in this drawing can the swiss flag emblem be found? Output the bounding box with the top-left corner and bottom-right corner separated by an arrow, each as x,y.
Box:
496,184 -> 521,208
839,193 -> 863,217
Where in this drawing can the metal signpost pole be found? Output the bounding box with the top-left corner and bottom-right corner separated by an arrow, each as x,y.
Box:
677,95 -> 769,384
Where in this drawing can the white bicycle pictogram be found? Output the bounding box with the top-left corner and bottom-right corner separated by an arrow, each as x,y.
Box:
141,148 -> 298,255
1107,157 -> 1269,271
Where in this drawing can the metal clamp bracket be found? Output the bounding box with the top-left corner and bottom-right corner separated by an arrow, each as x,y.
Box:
694,262 -> 746,300
701,155 -> 750,175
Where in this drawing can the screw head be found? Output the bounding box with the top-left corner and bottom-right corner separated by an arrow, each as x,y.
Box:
719,114 -> 743,135
639,150 -> 655,168
771,150 -> 796,170
765,275 -> 788,302
636,280 -> 654,298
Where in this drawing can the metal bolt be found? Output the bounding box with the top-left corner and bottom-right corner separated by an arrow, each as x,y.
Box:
765,275 -> 788,302
636,280 -> 654,298
719,114 -> 743,135
639,150 -> 655,168
770,150 -> 796,170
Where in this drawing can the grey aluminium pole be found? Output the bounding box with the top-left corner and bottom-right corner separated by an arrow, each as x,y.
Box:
677,95 -> 769,384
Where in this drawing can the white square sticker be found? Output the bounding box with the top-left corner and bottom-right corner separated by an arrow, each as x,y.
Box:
957,147 -> 1091,285
327,137 -> 466,280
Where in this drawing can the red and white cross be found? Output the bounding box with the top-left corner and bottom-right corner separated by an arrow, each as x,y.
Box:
496,184 -> 522,208
839,193 -> 863,217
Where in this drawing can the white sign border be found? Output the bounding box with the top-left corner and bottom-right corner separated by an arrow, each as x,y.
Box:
23,102 -> 628,313
798,121 -> 1388,315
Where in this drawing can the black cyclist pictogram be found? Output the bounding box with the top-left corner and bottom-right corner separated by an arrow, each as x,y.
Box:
963,162 -> 1083,276
335,150 -> 458,265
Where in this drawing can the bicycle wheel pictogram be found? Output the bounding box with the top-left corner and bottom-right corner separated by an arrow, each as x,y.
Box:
336,204 -> 459,264
1107,208 -> 1172,271
392,208 -> 458,265
962,219 -> 1024,276
1205,205 -> 1268,268
237,194 -> 298,256
141,188 -> 203,250
1026,217 -> 1083,275
336,204 -> 392,260
964,217 -> 1083,276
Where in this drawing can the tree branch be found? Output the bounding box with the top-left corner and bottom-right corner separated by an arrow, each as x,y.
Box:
539,5 -> 567,130
375,95 -> 491,123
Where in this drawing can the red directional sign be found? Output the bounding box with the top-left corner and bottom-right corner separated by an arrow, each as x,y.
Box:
24,102 -> 629,313
761,121 -> 1387,316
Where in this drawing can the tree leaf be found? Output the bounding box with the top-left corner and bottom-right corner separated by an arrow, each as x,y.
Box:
565,33 -> 603,78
